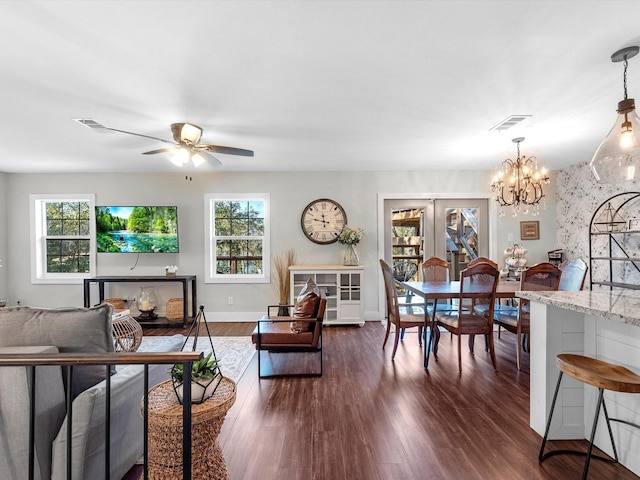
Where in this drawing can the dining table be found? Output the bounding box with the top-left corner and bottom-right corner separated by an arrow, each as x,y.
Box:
400,279 -> 521,368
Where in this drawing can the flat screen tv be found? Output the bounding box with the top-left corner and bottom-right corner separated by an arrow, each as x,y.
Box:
96,206 -> 179,253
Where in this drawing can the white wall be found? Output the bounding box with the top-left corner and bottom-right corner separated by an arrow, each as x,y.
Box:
0,173 -> 6,301
3,169 -> 557,320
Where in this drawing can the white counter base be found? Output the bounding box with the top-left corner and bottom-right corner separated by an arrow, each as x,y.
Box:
526,294 -> 640,477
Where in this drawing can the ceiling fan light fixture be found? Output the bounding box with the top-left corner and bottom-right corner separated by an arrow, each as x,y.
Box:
590,46 -> 640,183
170,148 -> 190,166
191,152 -> 206,167
172,122 -> 202,145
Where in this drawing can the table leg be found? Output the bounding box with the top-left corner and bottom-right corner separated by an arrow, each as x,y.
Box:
424,299 -> 435,369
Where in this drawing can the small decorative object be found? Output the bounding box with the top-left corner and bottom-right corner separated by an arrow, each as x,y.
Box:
520,220 -> 540,240
503,244 -> 528,279
338,225 -> 363,266
135,286 -> 158,321
165,265 -> 178,278
273,249 -> 296,316
593,202 -> 626,232
170,305 -> 222,404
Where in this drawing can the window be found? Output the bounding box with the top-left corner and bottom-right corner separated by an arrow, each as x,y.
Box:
205,193 -> 270,283
30,194 -> 96,284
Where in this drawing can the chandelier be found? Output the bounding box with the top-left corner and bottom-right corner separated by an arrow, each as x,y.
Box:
589,45 -> 640,183
490,137 -> 550,217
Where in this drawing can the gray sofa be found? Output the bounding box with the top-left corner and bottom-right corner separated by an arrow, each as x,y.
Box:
0,304 -> 184,480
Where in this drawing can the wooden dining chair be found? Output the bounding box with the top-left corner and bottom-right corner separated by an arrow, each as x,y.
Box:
380,259 -> 424,359
433,262 -> 500,373
558,258 -> 588,291
494,262 -> 561,370
467,256 -> 499,270
393,260 -> 423,343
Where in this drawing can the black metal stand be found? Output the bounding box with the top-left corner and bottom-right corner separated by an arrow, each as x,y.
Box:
181,305 -> 219,370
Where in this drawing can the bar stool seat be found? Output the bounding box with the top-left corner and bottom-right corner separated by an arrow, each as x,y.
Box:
539,353 -> 640,479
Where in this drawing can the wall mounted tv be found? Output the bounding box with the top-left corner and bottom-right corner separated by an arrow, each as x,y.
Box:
96,206 -> 179,253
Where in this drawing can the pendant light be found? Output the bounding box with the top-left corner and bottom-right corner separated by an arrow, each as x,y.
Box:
490,137 -> 550,217
590,46 -> 640,183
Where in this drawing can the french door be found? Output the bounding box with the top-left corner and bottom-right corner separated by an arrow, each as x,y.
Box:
383,198 -> 489,281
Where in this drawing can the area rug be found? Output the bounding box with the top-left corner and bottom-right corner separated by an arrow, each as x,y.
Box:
137,335 -> 255,383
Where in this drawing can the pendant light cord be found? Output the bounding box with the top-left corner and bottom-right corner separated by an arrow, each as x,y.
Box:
623,58 -> 629,100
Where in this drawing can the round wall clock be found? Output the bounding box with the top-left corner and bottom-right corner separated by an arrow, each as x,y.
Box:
300,198 -> 347,244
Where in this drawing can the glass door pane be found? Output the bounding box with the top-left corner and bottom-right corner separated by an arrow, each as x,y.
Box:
435,199 -> 488,280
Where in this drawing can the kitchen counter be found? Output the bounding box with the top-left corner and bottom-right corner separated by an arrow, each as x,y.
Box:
517,289 -> 640,327
517,289 -> 640,476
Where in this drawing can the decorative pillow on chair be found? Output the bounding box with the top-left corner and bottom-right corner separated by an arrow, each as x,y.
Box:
291,278 -> 321,333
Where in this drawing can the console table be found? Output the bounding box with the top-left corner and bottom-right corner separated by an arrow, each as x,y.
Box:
83,275 -> 197,328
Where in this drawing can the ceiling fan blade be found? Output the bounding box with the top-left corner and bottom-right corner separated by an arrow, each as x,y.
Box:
105,127 -> 174,144
201,144 -> 254,157
142,147 -> 181,155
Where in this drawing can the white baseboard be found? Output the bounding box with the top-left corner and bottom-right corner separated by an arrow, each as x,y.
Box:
202,310 -> 384,323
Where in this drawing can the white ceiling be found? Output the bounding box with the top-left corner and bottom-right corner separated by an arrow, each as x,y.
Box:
1,0 -> 640,174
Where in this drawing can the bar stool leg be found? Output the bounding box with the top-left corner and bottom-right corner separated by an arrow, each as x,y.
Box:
539,371 -> 563,461
600,396 -> 619,464
582,388 -> 604,479
540,376 -> 620,479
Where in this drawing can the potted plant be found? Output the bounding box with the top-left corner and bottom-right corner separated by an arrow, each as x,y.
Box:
170,351 -> 222,404
338,225 -> 363,266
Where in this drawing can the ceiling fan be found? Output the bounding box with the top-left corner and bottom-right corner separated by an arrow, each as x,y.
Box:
74,119 -> 254,167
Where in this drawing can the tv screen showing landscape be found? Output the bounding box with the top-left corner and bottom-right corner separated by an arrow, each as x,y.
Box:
96,206 -> 179,253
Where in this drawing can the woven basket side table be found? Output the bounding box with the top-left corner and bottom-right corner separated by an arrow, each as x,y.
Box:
146,377 -> 237,480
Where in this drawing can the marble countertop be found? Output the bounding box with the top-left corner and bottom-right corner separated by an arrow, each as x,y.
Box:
516,290 -> 640,327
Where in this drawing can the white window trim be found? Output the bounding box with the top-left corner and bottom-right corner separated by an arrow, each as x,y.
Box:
30,194 -> 96,284
204,193 -> 270,284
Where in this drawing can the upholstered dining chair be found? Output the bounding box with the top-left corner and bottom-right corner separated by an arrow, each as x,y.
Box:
494,262 -> 561,370
380,259 -> 424,359
433,262 -> 500,373
558,257 -> 588,291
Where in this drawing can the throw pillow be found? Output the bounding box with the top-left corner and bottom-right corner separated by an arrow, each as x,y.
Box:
0,304 -> 115,398
291,278 -> 321,333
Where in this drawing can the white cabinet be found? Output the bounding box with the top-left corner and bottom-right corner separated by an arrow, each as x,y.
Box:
290,265 -> 364,326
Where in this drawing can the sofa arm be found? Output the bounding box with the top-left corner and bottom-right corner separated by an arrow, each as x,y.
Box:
0,346 -> 66,480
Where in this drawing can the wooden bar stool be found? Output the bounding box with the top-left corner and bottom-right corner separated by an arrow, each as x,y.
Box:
539,354 -> 640,479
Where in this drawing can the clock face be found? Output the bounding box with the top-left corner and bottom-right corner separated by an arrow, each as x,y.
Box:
301,198 -> 347,244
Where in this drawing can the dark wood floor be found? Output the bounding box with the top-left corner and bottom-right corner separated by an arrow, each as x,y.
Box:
126,322 -> 639,480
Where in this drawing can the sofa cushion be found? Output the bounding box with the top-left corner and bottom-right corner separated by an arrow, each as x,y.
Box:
0,304 -> 114,398
291,278 -> 321,333
0,346 -> 66,480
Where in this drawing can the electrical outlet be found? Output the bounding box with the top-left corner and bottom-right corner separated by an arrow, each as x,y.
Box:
228,296 -> 233,305
507,233 -> 513,242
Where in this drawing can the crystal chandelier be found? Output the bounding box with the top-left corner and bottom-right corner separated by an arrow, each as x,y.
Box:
490,137 -> 550,217
590,46 -> 640,183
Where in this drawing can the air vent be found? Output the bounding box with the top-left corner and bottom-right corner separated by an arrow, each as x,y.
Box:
489,115 -> 532,132
72,118 -> 107,129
